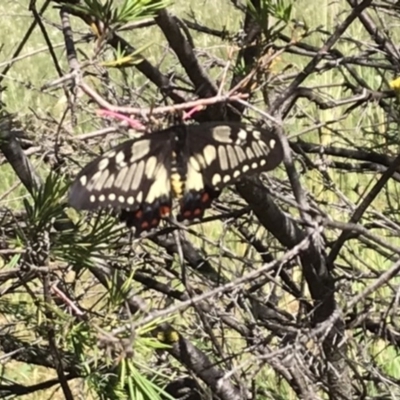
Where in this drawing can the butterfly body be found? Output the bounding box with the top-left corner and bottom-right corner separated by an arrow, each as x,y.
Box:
69,122 -> 283,235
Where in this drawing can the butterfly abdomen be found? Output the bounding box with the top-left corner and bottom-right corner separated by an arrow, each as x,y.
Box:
170,130 -> 188,199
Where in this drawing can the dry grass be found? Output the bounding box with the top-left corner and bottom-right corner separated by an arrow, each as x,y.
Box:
1,0 -> 400,398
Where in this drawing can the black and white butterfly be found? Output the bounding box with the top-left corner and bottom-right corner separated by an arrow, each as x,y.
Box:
69,122 -> 283,235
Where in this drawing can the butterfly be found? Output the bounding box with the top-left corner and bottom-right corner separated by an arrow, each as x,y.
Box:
69,122 -> 283,236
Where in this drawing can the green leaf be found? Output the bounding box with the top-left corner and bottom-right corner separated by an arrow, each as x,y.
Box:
60,0 -> 171,30
245,0 -> 293,39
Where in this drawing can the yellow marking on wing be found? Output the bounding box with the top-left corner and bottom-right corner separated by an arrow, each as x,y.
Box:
171,172 -> 185,198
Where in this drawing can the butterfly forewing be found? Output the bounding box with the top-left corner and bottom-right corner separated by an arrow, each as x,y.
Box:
177,122 -> 283,221
186,122 -> 283,188
69,131 -> 174,215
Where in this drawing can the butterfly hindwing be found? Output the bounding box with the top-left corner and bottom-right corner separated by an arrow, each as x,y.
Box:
177,186 -> 221,222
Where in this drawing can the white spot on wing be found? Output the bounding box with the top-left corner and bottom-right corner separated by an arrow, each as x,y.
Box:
186,161 -> 204,191
93,170 -> 110,191
233,170 -> 241,178
118,195 -> 125,203
260,159 -> 267,166
252,130 -> 261,140
203,145 -> 217,165
131,160 -> 145,190
242,165 -> 250,173
212,174 -> 221,186
189,156 -> 201,171
137,191 -> 143,203
115,151 -> 126,167
226,145 -> 238,169
86,171 -> 102,190
269,139 -> 276,149
104,173 -> 115,189
218,145 -> 229,171
90,195 -> 96,203
99,194 -> 105,202
223,175 -> 231,183
108,193 -> 116,201
145,156 -> 157,178
246,147 -> 255,159
114,166 -> 128,188
252,142 -> 262,157
79,175 -> 87,186
259,141 -> 271,155
235,146 -> 246,163
147,164 -> 169,202
121,165 -> 136,192
130,139 -> 151,163
237,129 -> 247,141
127,196 -> 135,205
98,158 -> 109,171
195,153 -> 207,169
251,162 -> 258,169
212,126 -> 233,143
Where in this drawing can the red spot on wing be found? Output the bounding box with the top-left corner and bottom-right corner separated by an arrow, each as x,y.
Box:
193,208 -> 202,217
151,218 -> 159,227
141,221 -> 150,230
178,187 -> 220,222
201,192 -> 210,203
119,198 -> 171,236
135,210 -> 143,219
160,205 -> 171,217
183,210 -> 192,219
